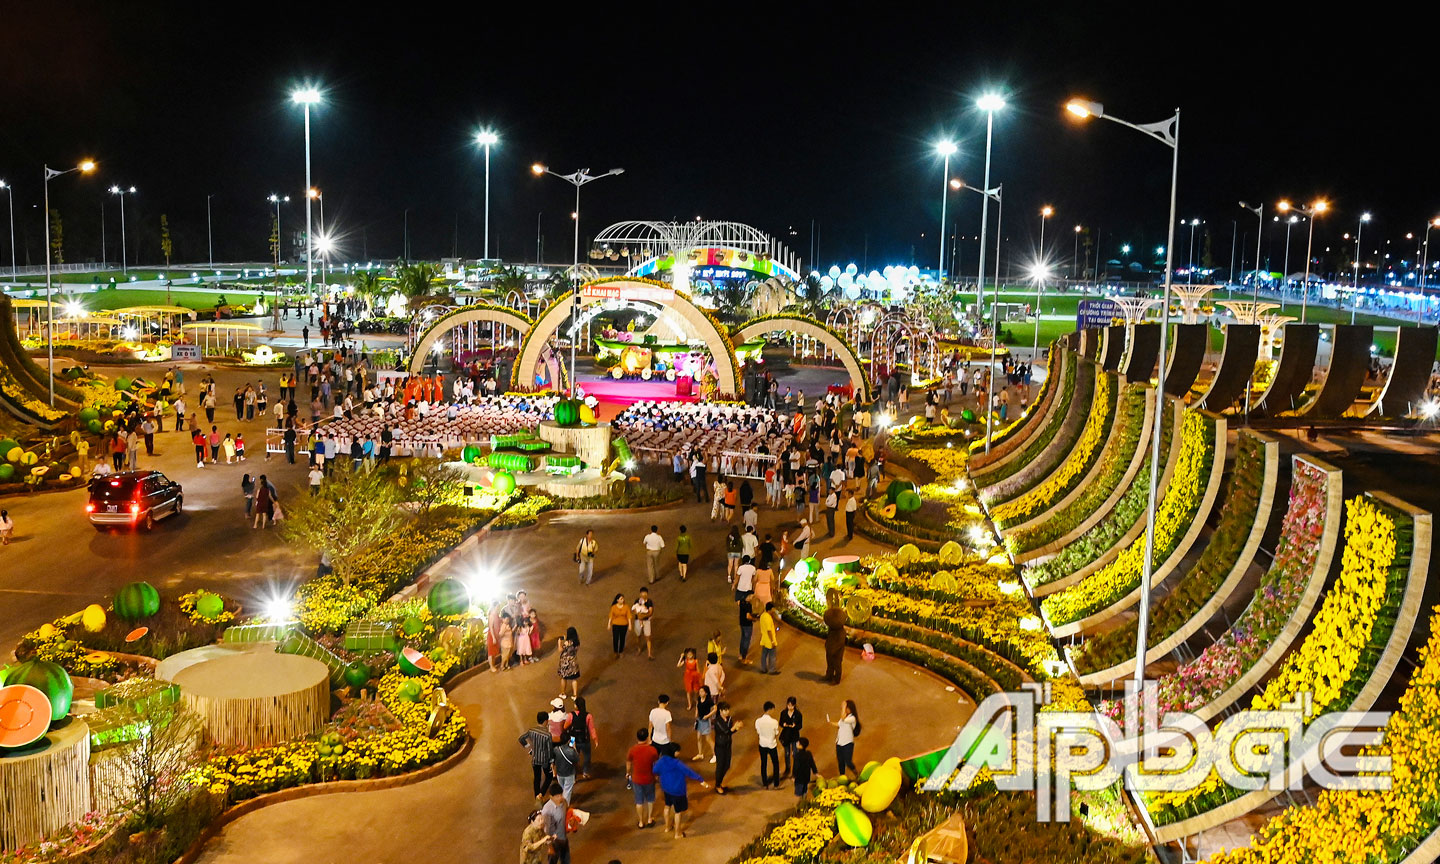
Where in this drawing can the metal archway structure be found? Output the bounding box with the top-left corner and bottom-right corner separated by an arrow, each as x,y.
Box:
735,315 -> 871,400
407,305 -> 533,373
590,220 -> 805,282
511,279 -> 740,396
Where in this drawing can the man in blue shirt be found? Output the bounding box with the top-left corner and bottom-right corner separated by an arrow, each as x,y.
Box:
653,742 -> 706,839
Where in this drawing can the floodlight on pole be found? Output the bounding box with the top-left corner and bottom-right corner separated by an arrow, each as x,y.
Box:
1351,212 -> 1371,324
970,93 -> 1005,454
1420,217 -> 1440,322
0,180 -> 16,279
43,159 -> 97,406
936,140 -> 957,283
476,130 -> 499,260
1064,96 -> 1181,688
531,163 -> 626,394
1034,205 -> 1053,357
1277,198 -> 1327,322
291,85 -> 322,307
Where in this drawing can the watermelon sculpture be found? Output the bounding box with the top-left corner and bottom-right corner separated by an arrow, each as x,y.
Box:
114,581 -> 160,621
398,647 -> 434,677
427,578 -> 471,616
343,660 -> 371,689
195,592 -> 225,620
884,479 -> 916,504
2,658 -> 73,724
553,398 -> 581,427
461,444 -> 481,465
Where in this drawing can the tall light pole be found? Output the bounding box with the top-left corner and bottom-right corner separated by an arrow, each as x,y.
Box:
292,87 -> 322,302
530,163 -> 625,393
1421,218 -> 1440,321
1351,212 -> 1371,324
268,194 -> 289,266
1239,202 -> 1263,304
206,194 -> 215,268
109,185 -> 136,274
936,140 -> 957,283
1277,199 -> 1327,322
308,188 -> 325,290
1186,218 -> 1201,283
476,130 -> 499,261
1065,98 -> 1180,687
0,180 -> 14,279
1035,205 -> 1052,358
1072,224 -> 1082,281
1280,215 -> 1300,309
974,94 -> 1004,315
44,159 -> 97,406
956,178 -> 1004,449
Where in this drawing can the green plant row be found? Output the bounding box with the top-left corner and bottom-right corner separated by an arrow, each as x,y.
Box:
1072,433 -> 1266,675
984,364 -> 1107,509
1004,381 -> 1149,555
969,340 -> 1064,455
1022,400 -> 1175,588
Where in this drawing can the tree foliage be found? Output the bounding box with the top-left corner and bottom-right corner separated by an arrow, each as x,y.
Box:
160,214 -> 172,266
279,463 -> 407,580
49,209 -> 64,264
401,457 -> 465,517
109,700 -> 203,830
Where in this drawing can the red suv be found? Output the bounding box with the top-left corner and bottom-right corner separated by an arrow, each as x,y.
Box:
86,471 -> 184,531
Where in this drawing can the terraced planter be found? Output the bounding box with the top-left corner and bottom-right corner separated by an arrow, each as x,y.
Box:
971,356 -> 1080,488
969,345 -> 1068,470
983,366 -> 1112,510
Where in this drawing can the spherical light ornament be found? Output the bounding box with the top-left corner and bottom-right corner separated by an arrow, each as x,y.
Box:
845,284 -> 862,300
845,263 -> 858,277
819,275 -> 835,293
828,265 -> 841,280
837,273 -> 853,291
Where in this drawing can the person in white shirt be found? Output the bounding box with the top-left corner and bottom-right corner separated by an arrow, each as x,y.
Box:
308,466 -> 324,495
643,525 -> 665,583
755,700 -> 781,788
649,694 -> 674,746
743,505 -> 759,532
734,556 -> 757,602
740,526 -> 759,559
829,466 -> 846,493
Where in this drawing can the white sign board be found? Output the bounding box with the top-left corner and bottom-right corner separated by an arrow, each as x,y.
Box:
580,283 -> 675,304
171,344 -> 201,361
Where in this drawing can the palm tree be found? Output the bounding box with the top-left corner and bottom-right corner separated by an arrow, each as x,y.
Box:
799,274 -> 826,313
396,262 -> 446,306
713,281 -> 755,323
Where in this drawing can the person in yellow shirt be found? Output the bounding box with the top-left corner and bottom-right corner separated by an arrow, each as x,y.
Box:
758,601 -> 780,675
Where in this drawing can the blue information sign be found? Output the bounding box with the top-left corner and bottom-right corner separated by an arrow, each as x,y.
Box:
1077,298 -> 1119,330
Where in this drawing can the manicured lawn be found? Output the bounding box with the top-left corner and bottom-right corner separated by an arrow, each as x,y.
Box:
2,268 -> 254,285
70,288 -> 273,312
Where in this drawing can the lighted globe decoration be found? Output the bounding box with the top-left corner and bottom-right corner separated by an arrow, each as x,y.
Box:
491,470 -> 516,495
427,578 -> 471,617
2,658 -> 73,724
114,581 -> 160,621
820,275 -> 835,293
845,262 -> 858,276
845,283 -> 861,300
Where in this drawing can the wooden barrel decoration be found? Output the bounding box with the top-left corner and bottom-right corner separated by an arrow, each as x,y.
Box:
0,719 -> 90,851
169,653 -> 329,749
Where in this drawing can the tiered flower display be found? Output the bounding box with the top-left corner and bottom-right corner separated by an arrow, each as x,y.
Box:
969,348 -> 1061,454
990,373 -> 1118,527
1039,412 -> 1214,627
1023,400 -> 1176,588
971,360 -> 1081,487
1004,383 -> 1153,556
1208,604 -> 1440,864
1146,494 -> 1412,825
1101,460 -> 1329,722
1072,433 -> 1267,675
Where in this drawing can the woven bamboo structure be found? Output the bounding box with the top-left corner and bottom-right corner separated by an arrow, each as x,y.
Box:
0,719 -> 91,851
169,653 -> 329,748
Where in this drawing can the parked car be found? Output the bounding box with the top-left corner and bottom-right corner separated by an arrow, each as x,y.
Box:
86,470 -> 183,531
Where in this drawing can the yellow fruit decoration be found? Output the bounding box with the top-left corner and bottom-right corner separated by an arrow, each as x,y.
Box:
5,447 -> 20,463
36,623 -> 57,639
938,540 -> 964,565
895,544 -> 920,565
834,801 -> 873,847
579,404 -> 596,424
859,759 -> 904,812
81,604 -> 107,633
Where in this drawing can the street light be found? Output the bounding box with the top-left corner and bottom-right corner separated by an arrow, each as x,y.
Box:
1035,205 -> 1053,357
936,140 -> 957,283
0,180 -> 14,279
108,185 -> 136,274
530,163 -> 625,393
1186,218 -> 1202,284
1351,212 -> 1371,324
44,159 -> 97,406
1239,202 -> 1264,303
476,130 -> 499,260
955,178 -> 1004,446
1420,218 -> 1440,322
974,94 -> 1004,317
1072,224 -> 1082,281
291,86 -> 322,303
1065,96 -> 1180,688
206,194 -> 215,268
1276,199 -> 1327,322
308,188 -> 326,285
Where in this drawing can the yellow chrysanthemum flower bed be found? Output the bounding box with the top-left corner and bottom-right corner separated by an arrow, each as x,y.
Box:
1147,495 -> 1409,825
991,373 -> 1113,526
1040,412 -> 1213,627
1209,605 -> 1440,864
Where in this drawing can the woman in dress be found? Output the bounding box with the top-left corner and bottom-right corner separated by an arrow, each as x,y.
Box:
252,475 -> 274,529
677,647 -> 701,710
557,626 -> 581,698
518,810 -> 549,864
693,684 -> 716,763
724,526 -> 742,584
514,610 -> 534,665
498,612 -> 516,670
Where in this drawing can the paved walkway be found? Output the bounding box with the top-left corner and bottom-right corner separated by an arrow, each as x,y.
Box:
194,497 -> 975,864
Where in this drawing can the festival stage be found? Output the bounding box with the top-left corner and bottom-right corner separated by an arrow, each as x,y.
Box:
579,376 -> 699,409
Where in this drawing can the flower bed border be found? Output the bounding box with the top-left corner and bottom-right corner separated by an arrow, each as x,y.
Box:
981,361 -> 1103,507
969,346 -> 1067,470
1074,431 -> 1279,685
172,734 -> 475,864
1145,489 -> 1431,844
1014,386 -> 1157,566
1026,396 -> 1178,594
1045,411 -> 1226,638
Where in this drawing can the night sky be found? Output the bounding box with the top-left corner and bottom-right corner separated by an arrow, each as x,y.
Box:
4,2 -> 1436,279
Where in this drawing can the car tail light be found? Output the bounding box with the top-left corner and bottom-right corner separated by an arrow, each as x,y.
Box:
130,502 -> 140,516
85,503 -> 95,513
